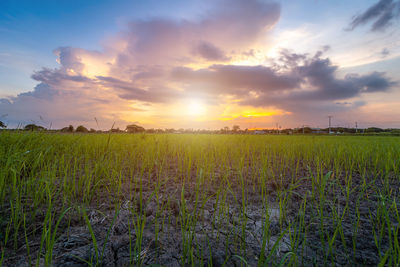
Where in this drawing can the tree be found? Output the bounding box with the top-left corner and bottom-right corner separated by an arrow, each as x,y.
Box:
76,125 -> 89,133
61,125 -> 74,132
303,127 -> 312,134
232,125 -> 240,133
366,127 -> 384,133
111,128 -> 123,133
165,128 -> 175,133
0,121 -> 6,129
24,124 -> 45,131
126,124 -> 145,133
221,126 -> 229,134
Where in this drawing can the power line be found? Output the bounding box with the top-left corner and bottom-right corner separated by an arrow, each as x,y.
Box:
328,116 -> 333,134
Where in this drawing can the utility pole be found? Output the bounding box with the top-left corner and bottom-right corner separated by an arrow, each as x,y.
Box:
355,121 -> 358,133
302,125 -> 305,134
328,116 -> 333,134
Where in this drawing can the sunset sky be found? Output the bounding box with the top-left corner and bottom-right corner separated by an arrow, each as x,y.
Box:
1,0 -> 399,130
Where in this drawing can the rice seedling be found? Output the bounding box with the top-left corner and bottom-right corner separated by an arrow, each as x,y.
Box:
0,132 -> 399,266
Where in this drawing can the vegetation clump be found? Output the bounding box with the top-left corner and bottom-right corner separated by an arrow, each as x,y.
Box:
60,125 -> 74,132
75,125 -> 89,133
24,124 -> 45,131
126,124 -> 145,133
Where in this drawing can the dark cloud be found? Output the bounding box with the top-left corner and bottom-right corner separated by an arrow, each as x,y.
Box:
291,57 -> 395,101
54,47 -> 85,73
0,99 -> 11,105
32,68 -> 91,84
277,49 -> 308,69
381,47 -> 390,57
348,0 -> 400,31
349,71 -> 394,92
335,101 -> 366,107
192,41 -> 230,61
112,0 -> 280,68
171,50 -> 396,113
96,76 -> 181,103
171,64 -> 300,96
17,83 -> 58,100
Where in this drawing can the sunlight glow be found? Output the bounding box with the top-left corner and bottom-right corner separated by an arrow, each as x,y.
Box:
218,105 -> 290,121
187,99 -> 206,116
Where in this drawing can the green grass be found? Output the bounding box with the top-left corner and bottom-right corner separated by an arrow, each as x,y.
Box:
0,132 -> 399,266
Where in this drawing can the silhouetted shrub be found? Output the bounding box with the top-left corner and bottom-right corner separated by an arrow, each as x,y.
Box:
24,124 -> 45,131
126,124 -> 145,133
76,125 -> 89,133
60,125 -> 74,132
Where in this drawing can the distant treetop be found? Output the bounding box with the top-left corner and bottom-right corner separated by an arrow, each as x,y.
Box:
126,124 -> 145,133
76,125 -> 89,133
61,125 -> 74,132
24,124 -> 45,131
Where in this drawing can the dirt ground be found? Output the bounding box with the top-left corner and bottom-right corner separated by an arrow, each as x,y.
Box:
3,169 -> 399,267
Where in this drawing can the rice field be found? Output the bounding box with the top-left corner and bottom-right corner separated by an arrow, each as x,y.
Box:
0,132 -> 399,266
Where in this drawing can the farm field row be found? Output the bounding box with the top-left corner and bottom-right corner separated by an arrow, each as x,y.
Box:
0,133 -> 399,266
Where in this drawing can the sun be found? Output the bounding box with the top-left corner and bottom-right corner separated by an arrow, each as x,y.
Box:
187,99 -> 206,116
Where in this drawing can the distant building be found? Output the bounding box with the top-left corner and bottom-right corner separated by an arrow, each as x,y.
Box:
311,128 -> 327,134
253,130 -> 266,134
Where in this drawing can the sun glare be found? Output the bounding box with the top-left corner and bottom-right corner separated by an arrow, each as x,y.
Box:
187,99 -> 206,116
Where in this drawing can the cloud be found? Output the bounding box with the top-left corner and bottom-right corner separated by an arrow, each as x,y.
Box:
171,50 -> 395,110
0,0 -> 397,128
54,47 -> 85,74
381,47 -> 390,57
0,74 -> 130,128
192,41 -> 230,61
17,83 -> 57,100
291,56 -> 394,100
96,75 -> 182,103
0,0 -> 282,128
171,64 -> 300,96
111,0 -> 280,72
32,68 -> 91,84
348,0 -> 400,31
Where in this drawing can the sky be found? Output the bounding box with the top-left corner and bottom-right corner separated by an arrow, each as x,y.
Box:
0,0 -> 400,130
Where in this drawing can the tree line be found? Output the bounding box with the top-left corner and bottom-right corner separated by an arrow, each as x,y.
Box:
1,121 -> 400,135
